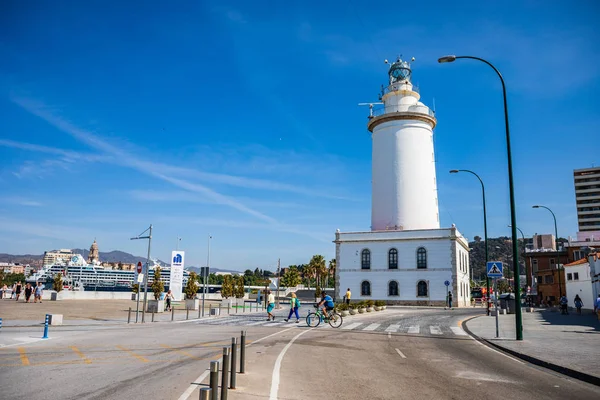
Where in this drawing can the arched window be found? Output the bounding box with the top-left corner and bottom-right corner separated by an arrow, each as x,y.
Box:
388,280 -> 399,296
361,281 -> 371,296
417,280 -> 428,297
361,249 -> 371,269
388,248 -> 398,269
417,247 -> 427,269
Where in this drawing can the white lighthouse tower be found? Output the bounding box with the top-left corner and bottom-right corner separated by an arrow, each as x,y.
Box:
335,56 -> 471,307
370,57 -> 439,232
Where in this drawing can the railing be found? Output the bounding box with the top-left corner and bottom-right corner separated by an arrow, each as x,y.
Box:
370,104 -> 435,118
379,83 -> 420,99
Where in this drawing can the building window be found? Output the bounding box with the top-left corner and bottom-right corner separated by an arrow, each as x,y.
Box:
544,275 -> 554,284
550,258 -> 555,268
388,248 -> 398,269
361,249 -> 371,270
416,247 -> 427,269
567,273 -> 572,281
574,272 -> 579,280
361,281 -> 371,296
532,259 -> 538,273
388,280 -> 399,296
417,280 -> 428,297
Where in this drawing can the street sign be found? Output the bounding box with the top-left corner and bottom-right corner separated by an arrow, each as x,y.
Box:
444,280 -> 450,287
487,261 -> 503,278
137,262 -> 143,274
137,273 -> 144,283
201,266 -> 210,278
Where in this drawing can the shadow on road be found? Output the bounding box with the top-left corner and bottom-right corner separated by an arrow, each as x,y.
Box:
537,309 -> 600,332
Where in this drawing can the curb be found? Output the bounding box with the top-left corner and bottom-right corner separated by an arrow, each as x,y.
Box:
462,315 -> 600,387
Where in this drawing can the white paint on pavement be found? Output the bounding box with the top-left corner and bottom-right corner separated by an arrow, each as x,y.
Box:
363,323 -> 380,331
450,327 -> 468,336
385,324 -> 400,333
407,325 -> 420,334
244,320 -> 271,326
341,322 -> 362,330
430,326 -> 442,335
395,348 -> 407,359
269,328 -> 314,400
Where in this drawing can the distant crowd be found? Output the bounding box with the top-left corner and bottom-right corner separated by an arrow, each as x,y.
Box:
0,281 -> 44,303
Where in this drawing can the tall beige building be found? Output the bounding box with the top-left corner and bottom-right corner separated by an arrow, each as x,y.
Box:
42,249 -> 73,266
574,166 -> 600,239
88,239 -> 99,263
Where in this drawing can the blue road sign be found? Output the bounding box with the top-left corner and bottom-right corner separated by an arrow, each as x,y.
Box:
487,261 -> 503,278
444,280 -> 450,287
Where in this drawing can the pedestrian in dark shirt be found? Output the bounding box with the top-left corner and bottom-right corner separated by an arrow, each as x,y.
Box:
15,281 -> 22,301
24,283 -> 33,303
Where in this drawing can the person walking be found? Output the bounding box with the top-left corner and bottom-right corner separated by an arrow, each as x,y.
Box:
448,291 -> 453,309
574,294 -> 584,315
24,283 -> 33,303
284,293 -> 301,323
1,284 -> 6,299
344,288 -> 351,306
266,290 -> 276,321
34,282 -> 43,303
15,281 -> 22,301
164,290 -> 173,312
594,294 -> 600,321
559,295 -> 569,315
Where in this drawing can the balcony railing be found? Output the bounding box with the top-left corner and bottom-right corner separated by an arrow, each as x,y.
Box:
370,104 -> 435,118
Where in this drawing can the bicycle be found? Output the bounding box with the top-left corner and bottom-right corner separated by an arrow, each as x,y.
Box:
306,305 -> 343,328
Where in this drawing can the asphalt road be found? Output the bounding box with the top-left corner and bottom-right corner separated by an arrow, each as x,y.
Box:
1,308 -> 598,400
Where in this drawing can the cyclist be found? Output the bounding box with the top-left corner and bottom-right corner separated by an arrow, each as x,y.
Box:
317,291 -> 335,319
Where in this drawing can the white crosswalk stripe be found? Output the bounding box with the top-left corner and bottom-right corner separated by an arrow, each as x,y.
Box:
341,322 -> 363,330
407,325 -> 420,334
450,327 -> 468,336
385,324 -> 400,333
244,320 -> 270,326
430,326 -> 443,335
363,323 -> 381,331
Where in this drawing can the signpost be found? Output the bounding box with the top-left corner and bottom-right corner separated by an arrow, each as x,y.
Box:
487,261 -> 504,338
201,266 -> 209,317
444,280 -> 450,309
169,251 -> 185,301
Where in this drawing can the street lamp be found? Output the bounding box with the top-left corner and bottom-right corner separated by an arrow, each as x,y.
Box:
449,169 -> 490,315
439,55 -> 523,340
130,224 -> 152,323
532,205 -> 563,297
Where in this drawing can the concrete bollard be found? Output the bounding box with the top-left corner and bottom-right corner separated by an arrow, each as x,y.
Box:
198,306 -> 202,319
221,347 -> 230,400
186,308 -> 190,320
42,314 -> 49,339
152,311 -> 155,322
171,307 -> 175,321
199,388 -> 211,400
230,337 -> 237,389
128,307 -> 132,324
210,361 -> 219,400
240,330 -> 246,374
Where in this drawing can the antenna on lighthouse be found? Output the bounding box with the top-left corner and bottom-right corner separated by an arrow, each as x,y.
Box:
358,102 -> 384,118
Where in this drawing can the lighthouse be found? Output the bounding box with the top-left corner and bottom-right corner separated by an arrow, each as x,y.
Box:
369,57 -> 439,232
334,56 -> 471,307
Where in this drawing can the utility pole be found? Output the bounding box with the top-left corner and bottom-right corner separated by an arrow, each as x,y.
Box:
202,234 -> 212,317
130,224 -> 152,323
276,258 -> 281,309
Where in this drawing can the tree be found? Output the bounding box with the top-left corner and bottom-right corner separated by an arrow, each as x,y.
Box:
221,275 -> 234,298
234,275 -> 245,298
151,267 -> 164,300
327,258 -> 336,288
281,266 -> 301,288
184,272 -> 199,299
303,263 -> 315,289
53,273 -> 64,292
474,236 -> 482,242
309,255 -> 326,288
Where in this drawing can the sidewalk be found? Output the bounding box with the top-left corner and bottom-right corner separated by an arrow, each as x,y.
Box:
465,308 -> 600,385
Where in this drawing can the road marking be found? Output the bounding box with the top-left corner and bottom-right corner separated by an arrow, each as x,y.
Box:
341,322 -> 362,330
160,344 -> 198,359
248,327 -> 297,347
395,348 -> 407,359
70,346 -> 92,364
430,326 -> 442,335
245,321 -> 271,326
270,328 -> 314,400
407,325 -> 420,334
363,323 -> 380,331
116,345 -> 149,363
385,324 -> 400,333
450,327 -> 468,336
18,347 -> 30,366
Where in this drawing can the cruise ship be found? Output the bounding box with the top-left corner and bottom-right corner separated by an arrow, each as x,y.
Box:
27,254 -> 190,291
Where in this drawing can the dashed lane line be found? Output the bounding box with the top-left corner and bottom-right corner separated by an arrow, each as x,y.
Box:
395,348 -> 407,359
70,346 -> 92,364
18,347 -> 30,366
116,345 -> 149,363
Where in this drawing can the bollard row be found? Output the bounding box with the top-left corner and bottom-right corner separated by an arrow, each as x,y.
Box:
201,331 -> 246,399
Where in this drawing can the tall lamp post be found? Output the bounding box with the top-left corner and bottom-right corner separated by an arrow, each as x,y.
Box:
439,55 -> 523,340
532,205 -> 563,298
449,169 -> 490,315
130,224 -> 152,323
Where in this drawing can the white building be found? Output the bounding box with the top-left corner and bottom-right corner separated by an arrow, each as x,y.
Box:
564,253 -> 600,311
335,57 -> 470,307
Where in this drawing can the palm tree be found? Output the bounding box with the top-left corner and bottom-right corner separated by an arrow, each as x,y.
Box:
327,258 -> 336,288
303,263 -> 315,289
309,255 -> 327,288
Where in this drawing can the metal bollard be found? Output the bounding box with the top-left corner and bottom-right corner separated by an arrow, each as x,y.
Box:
186,308 -> 189,320
243,302 -> 245,313
152,311 -> 155,322
171,307 -> 175,321
199,388 -> 211,400
240,330 -> 246,374
221,347 -> 230,400
142,309 -> 146,324
235,302 -> 238,314
209,361 -> 219,400
198,306 -> 202,319
230,337 -> 237,389
42,314 -> 49,339
128,307 -> 131,324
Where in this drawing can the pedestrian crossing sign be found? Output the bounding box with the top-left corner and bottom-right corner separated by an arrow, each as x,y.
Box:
487,261 -> 503,278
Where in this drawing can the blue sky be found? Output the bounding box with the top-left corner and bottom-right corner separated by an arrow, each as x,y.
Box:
0,1 -> 598,270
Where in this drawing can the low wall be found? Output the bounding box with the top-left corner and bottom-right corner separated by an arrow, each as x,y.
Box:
43,291 -> 251,301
